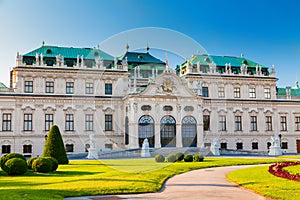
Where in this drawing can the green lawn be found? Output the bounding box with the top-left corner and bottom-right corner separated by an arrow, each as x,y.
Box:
0,158 -> 284,200
227,164 -> 300,200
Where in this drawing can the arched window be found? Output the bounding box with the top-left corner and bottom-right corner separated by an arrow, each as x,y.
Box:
138,115 -> 154,147
160,115 -> 176,147
182,116 -> 197,147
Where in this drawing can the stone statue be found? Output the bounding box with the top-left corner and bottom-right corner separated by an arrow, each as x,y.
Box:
87,133 -> 98,159
210,138 -> 220,156
269,133 -> 282,156
95,57 -> 103,69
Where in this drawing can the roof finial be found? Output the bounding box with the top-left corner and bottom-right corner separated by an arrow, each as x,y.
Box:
240,53 -> 244,58
146,43 -> 150,53
42,41 -> 45,47
166,53 -> 169,71
126,43 -> 129,52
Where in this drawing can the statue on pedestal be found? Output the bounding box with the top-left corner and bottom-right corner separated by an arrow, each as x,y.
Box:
87,134 -> 98,159
269,133 -> 282,156
141,138 -> 151,158
210,138 -> 220,156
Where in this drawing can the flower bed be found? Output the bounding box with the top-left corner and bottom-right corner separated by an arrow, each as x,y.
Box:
269,161 -> 300,181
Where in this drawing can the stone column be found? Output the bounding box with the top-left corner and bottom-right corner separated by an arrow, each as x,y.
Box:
154,123 -> 161,148
176,123 -> 182,147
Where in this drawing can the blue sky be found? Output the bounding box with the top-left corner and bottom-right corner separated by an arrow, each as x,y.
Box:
0,0 -> 299,87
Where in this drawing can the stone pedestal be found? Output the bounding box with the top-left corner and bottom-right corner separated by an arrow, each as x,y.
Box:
269,146 -> 282,156
87,148 -> 98,159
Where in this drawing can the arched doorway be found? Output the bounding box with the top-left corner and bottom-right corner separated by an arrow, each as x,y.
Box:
138,115 -> 155,147
182,116 -> 197,147
160,115 -> 176,147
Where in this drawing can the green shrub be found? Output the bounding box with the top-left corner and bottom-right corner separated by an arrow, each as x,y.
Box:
27,157 -> 38,169
45,157 -> 58,171
155,154 -> 165,162
166,154 -> 177,163
32,158 -> 53,173
193,153 -> 204,162
42,125 -> 69,164
1,153 -> 26,171
3,158 -> 27,176
184,154 -> 193,162
175,152 -> 184,161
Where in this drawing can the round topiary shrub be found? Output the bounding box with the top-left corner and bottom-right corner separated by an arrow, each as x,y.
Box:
1,153 -> 26,171
27,157 -> 38,170
32,158 -> 53,173
3,158 -> 27,176
45,157 -> 58,171
155,154 -> 165,162
166,154 -> 177,163
193,154 -> 204,162
184,154 -> 193,162
175,152 -> 184,161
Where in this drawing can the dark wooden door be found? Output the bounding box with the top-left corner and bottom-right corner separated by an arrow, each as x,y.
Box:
297,140 -> 300,153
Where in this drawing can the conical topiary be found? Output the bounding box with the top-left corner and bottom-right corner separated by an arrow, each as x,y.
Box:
42,125 -> 69,164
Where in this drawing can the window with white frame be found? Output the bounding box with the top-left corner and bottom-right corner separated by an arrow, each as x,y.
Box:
24,81 -> 33,93
65,114 -> 74,131
105,83 -> 112,95
250,116 -> 257,131
218,87 -> 225,98
105,114 -> 113,131
85,82 -> 94,94
295,116 -> 300,131
203,115 -> 210,131
45,114 -> 53,131
24,114 -> 32,131
235,116 -> 242,131
2,113 -> 12,131
234,87 -> 240,98
266,116 -> 272,131
45,81 -> 54,93
23,144 -> 32,154
249,88 -> 256,98
264,88 -> 271,99
219,115 -> 226,131
66,82 -> 74,94
280,116 -> 287,131
85,114 -> 93,131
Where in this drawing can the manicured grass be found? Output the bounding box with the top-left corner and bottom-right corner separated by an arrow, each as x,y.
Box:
227,165 -> 300,200
0,158 -> 284,200
278,155 -> 300,159
285,164 -> 300,176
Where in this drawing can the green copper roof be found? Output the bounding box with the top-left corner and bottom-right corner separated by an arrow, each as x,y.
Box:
23,45 -> 114,60
0,82 -> 9,92
127,64 -> 166,71
119,52 -> 165,64
188,54 -> 268,68
277,87 -> 300,96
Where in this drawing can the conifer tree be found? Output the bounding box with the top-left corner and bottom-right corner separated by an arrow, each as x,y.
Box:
42,125 -> 69,164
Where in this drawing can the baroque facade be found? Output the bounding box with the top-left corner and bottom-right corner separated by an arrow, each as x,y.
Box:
1,44 -> 300,158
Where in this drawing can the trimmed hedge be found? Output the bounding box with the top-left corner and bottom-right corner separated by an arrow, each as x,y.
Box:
45,157 -> 58,171
27,157 -> 38,170
42,125 -> 69,164
183,154 -> 193,162
1,153 -> 26,171
3,158 -> 27,176
166,154 -> 177,163
155,154 -> 165,162
32,158 -> 53,173
193,154 -> 204,162
175,152 -> 184,161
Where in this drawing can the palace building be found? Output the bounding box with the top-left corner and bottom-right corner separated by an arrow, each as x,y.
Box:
1,43 -> 300,158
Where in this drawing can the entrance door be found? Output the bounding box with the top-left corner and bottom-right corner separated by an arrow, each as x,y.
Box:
297,140 -> 300,153
161,115 -> 176,147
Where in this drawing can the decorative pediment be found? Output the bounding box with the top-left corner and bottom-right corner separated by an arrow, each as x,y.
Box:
103,107 -> 114,114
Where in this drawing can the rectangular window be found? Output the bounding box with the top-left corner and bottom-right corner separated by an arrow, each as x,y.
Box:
218,87 -> 225,98
105,114 -> 113,131
2,113 -> 12,131
250,116 -> 257,131
220,142 -> 227,149
281,142 -> 288,149
236,142 -> 243,150
85,82 -> 94,94
280,116 -> 287,131
219,115 -> 226,131
249,88 -> 256,98
45,114 -> 53,131
235,116 -> 242,131
234,87 -> 240,98
105,83 -> 112,95
266,116 -> 272,131
24,81 -> 33,93
252,142 -> 258,150
23,144 -> 32,154
264,88 -> 271,99
66,82 -> 74,94
24,114 -> 32,131
45,81 -> 54,93
295,117 -> 300,131
85,114 -> 93,131
65,114 -> 74,131
2,145 -> 10,154
202,87 -> 209,97
203,115 -> 210,131
65,144 -> 74,152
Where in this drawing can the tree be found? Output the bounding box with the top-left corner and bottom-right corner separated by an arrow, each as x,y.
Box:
42,125 -> 69,164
